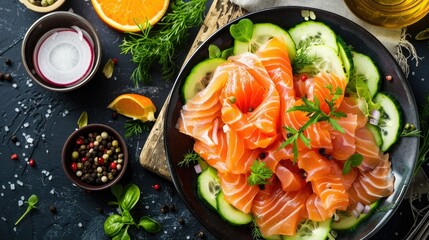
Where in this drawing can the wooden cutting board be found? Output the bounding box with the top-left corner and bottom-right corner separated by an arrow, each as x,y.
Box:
139,0 -> 246,180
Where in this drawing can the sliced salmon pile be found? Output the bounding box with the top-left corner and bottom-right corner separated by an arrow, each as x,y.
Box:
177,37 -> 395,237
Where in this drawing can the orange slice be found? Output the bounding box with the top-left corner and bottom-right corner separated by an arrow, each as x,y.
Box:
91,0 -> 170,32
108,93 -> 156,122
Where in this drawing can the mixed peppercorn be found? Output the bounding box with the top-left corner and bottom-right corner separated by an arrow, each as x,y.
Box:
27,0 -> 57,7
69,131 -> 124,184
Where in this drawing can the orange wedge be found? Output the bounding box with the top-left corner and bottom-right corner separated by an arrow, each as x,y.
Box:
108,93 -> 156,122
91,0 -> 170,32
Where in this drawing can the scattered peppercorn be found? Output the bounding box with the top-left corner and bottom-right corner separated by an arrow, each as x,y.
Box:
259,184 -> 265,190
11,153 -> 18,160
10,135 -> 18,143
300,74 -> 308,81
29,159 -> 36,167
153,184 -> 160,190
112,58 -> 118,65
160,204 -> 170,214
168,204 -> 176,212
5,58 -> 12,65
4,73 -> 12,81
197,231 -> 206,239
0,72 -> 4,80
259,152 -> 266,159
386,75 -> 393,81
178,217 -> 185,225
286,132 -> 293,138
50,205 -> 57,214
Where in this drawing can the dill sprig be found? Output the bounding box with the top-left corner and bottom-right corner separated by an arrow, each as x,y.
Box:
178,151 -> 202,167
124,120 -> 154,138
292,36 -> 323,73
120,0 -> 207,86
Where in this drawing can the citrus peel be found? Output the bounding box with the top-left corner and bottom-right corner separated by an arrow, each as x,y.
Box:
108,93 -> 156,122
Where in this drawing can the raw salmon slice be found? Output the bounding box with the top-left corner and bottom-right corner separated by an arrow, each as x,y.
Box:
305,72 -> 347,111
193,128 -> 229,173
218,171 -> 260,214
311,174 -> 349,213
297,150 -> 331,182
275,160 -> 306,192
355,125 -> 385,170
347,154 -> 394,205
252,178 -> 311,237
337,97 -> 368,128
306,193 -> 334,221
178,63 -> 237,146
330,113 -> 358,160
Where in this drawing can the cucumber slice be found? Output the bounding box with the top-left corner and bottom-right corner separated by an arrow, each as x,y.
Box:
217,191 -> 253,225
288,21 -> 338,53
297,45 -> 346,80
182,58 -> 226,103
366,123 -> 383,148
197,167 -> 221,211
264,235 -> 283,240
374,92 -> 403,152
332,201 -> 379,233
233,23 -> 296,60
282,218 -> 332,240
337,36 -> 353,82
352,51 -> 381,98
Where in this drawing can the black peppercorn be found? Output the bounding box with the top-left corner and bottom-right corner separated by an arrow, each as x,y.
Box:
112,112 -> 118,120
0,72 -> 4,80
5,59 -> 12,65
10,135 -> 18,143
4,73 -> 12,81
160,205 -> 170,214
50,205 -> 57,214
178,217 -> 185,225
197,231 -> 205,239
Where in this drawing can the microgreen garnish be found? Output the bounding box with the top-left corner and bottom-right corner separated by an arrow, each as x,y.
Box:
230,18 -> 254,42
104,184 -> 161,238
343,153 -> 363,175
120,0 -> 207,85
15,194 -> 38,225
124,119 -> 154,138
178,151 -> 202,167
208,44 -> 234,59
247,160 -> 273,186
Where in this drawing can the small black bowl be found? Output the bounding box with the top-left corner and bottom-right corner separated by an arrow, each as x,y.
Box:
62,124 -> 128,191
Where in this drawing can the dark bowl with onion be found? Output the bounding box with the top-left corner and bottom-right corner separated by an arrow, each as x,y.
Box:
21,11 -> 102,92
62,124 -> 128,191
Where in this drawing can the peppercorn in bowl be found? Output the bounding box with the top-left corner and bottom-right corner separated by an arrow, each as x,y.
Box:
62,124 -> 128,191
19,0 -> 66,13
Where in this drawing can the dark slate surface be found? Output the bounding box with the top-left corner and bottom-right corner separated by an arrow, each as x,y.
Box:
0,1 -> 428,239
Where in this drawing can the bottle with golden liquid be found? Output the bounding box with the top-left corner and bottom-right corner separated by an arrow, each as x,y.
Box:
344,0 -> 429,28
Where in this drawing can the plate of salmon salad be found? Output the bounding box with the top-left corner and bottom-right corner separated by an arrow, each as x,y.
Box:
164,6 -> 419,240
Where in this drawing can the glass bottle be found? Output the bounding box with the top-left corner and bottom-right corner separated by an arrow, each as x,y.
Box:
344,0 -> 429,28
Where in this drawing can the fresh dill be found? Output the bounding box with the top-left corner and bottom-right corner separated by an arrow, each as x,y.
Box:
124,120 -> 154,138
292,35 -> 323,73
178,151 -> 202,167
120,0 -> 207,86
251,219 -> 263,239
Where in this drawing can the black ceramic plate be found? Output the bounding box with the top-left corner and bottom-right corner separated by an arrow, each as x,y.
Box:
165,6 -> 419,240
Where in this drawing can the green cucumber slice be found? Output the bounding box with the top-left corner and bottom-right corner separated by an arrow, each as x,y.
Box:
352,51 -> 381,98
216,191 -> 253,226
337,36 -> 353,82
332,201 -> 379,233
288,21 -> 338,53
374,92 -> 403,152
366,123 -> 383,148
282,218 -> 332,240
197,167 -> 221,211
233,23 -> 296,60
297,45 -> 346,80
182,58 -> 226,103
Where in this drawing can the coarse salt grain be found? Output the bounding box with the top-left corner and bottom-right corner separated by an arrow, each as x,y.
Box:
50,188 -> 55,194
18,200 -> 23,206
4,126 -> 9,131
1,185 -> 4,189
12,83 -> 17,88
78,222 -> 82,228
17,180 -> 23,186
1,193 -> 4,197
23,122 -> 29,128
14,174 -> 18,178
1,217 -> 6,221
15,108 -> 19,112
48,175 -> 53,181
10,184 -> 15,190
27,138 -> 34,144
145,206 -> 150,209
186,236 -> 190,239
21,196 -> 25,200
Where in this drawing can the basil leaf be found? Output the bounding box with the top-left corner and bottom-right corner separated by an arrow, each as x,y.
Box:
230,19 -> 254,42
112,227 -> 131,240
121,210 -> 134,224
104,214 -> 124,237
111,184 -> 123,203
138,216 -> 162,233
120,184 -> 140,211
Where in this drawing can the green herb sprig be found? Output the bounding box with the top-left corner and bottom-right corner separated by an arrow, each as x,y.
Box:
279,86 -> 346,162
124,119 -> 154,138
247,160 -> 273,186
414,96 -> 429,174
15,194 -> 38,225
120,0 -> 207,86
178,151 -> 203,167
343,153 -> 363,175
104,184 -> 161,238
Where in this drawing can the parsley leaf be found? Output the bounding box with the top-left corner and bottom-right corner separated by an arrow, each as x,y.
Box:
343,153 -> 363,175
247,160 -> 273,186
